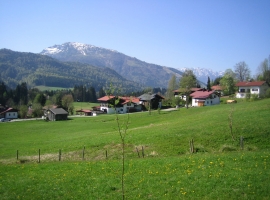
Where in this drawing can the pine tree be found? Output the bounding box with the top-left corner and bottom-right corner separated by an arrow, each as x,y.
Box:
207,76 -> 211,90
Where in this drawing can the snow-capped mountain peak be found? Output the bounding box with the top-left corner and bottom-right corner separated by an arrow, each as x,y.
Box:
41,42 -> 118,56
178,67 -> 224,83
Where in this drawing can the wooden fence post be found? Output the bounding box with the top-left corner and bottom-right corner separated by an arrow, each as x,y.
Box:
136,147 -> 140,158
38,149 -> 41,163
190,139 -> 194,154
59,149 -> 61,161
240,136 -> 244,150
82,146 -> 85,160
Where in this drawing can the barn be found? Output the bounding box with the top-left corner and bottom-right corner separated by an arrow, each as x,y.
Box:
44,108 -> 68,121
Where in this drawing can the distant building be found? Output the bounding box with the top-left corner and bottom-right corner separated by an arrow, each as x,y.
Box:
138,93 -> 164,109
97,96 -> 142,114
0,107 -> 18,119
190,90 -> 220,107
211,85 -> 224,96
44,108 -> 68,121
235,81 -> 269,98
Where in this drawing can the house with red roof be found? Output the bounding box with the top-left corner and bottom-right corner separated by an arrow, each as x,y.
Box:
190,90 -> 220,107
211,85 -> 224,96
97,96 -> 142,114
75,109 -> 93,116
235,81 -> 269,98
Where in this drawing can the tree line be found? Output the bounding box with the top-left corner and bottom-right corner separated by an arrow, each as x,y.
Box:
0,82 -> 101,118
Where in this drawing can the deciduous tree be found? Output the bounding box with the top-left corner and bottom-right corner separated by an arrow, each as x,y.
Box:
257,59 -> 270,85
33,93 -> 46,106
220,69 -> 237,96
179,70 -> 197,108
62,94 -> 74,114
234,61 -> 250,82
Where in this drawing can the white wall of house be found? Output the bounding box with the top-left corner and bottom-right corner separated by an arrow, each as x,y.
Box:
5,112 -> 18,119
174,95 -> 187,101
100,103 -> 141,114
236,85 -> 269,98
100,106 -> 115,114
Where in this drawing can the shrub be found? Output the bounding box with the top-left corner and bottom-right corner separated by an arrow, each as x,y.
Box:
220,145 -> 237,152
250,94 -> 259,101
265,88 -> 270,98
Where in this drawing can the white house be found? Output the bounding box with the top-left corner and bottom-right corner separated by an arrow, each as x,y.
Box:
0,108 -> 18,119
235,81 -> 269,98
97,96 -> 142,114
190,90 -> 220,107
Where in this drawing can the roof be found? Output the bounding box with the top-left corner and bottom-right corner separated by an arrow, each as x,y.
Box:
97,96 -> 140,104
235,81 -> 266,87
97,95 -> 115,102
50,108 -> 68,115
138,93 -> 164,101
211,85 -> 224,90
76,109 -> 92,113
190,90 -> 215,99
0,108 -> 18,115
120,97 -> 140,105
174,88 -> 203,93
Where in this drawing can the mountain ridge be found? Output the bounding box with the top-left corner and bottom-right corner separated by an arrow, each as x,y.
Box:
0,48 -> 143,93
40,42 -> 184,88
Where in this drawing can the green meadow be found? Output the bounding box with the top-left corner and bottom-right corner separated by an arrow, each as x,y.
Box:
73,102 -> 99,111
34,85 -> 72,91
0,99 -> 270,199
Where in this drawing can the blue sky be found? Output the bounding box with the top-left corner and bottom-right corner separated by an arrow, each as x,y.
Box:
1,0 -> 269,76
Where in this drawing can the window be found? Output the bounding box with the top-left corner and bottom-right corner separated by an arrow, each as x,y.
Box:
252,88 -> 258,91
240,89 -> 245,92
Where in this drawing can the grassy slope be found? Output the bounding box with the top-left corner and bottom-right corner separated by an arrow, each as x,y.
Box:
34,85 -> 71,91
0,99 -> 269,199
73,102 -> 99,111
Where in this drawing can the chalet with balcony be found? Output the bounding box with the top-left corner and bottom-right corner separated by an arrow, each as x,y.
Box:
235,81 -> 269,98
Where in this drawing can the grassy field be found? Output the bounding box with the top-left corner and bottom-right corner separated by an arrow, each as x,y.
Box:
34,85 -> 72,91
0,99 -> 270,199
73,102 -> 99,111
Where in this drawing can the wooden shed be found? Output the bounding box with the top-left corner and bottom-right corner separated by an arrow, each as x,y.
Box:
44,108 -> 68,121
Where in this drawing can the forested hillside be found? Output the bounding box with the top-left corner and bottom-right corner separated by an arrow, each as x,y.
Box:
0,49 -> 143,93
